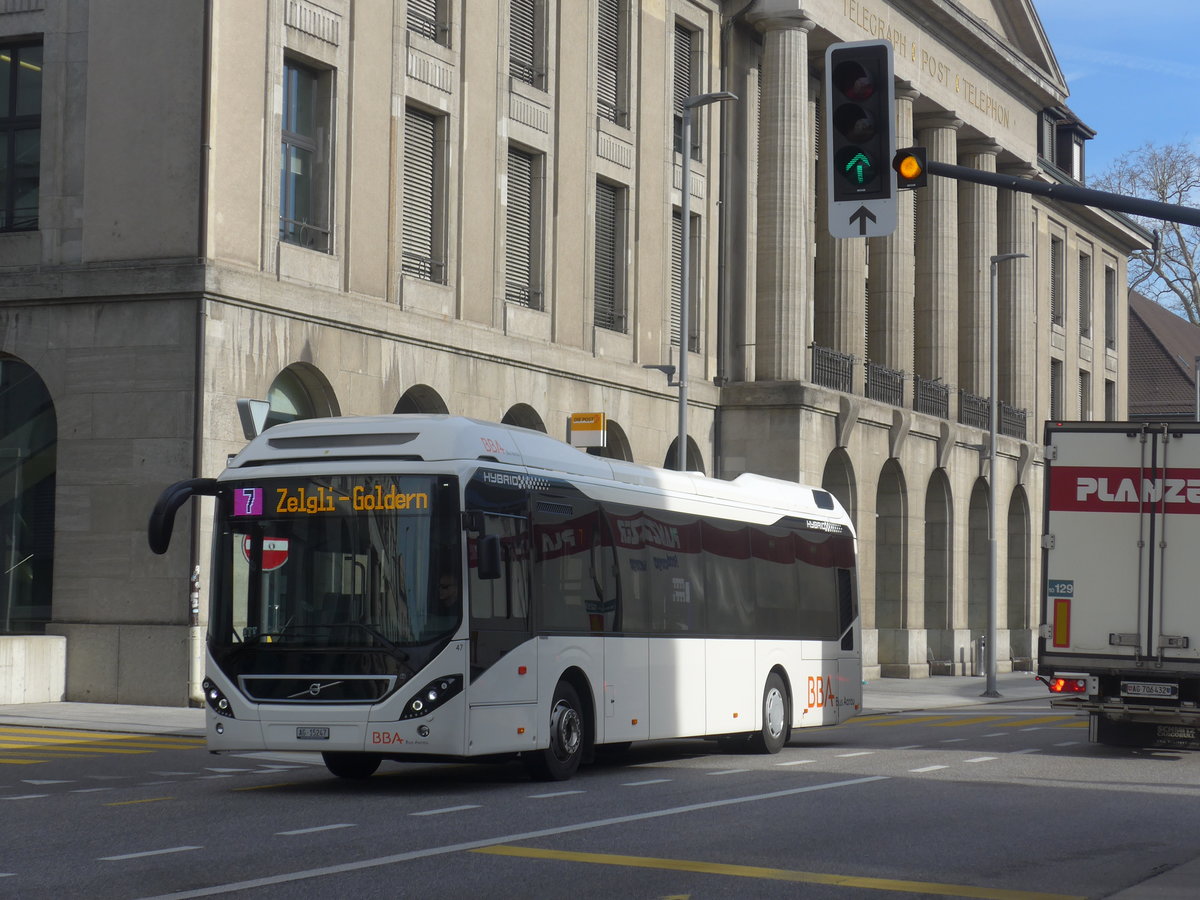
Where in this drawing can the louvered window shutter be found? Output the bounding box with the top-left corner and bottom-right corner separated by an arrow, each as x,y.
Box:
1078,253 -> 1091,337
511,0 -> 536,85
506,148 -> 535,306
403,107 -> 439,281
673,25 -> 692,156
595,181 -> 619,330
597,0 -> 620,123
1050,237 -> 1063,325
671,211 -> 683,347
407,0 -> 440,42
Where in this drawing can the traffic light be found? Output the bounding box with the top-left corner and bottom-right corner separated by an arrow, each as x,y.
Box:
823,40 -> 895,204
893,147 -> 927,189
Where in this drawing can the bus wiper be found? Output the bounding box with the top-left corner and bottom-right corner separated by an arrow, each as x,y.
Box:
350,623 -> 409,661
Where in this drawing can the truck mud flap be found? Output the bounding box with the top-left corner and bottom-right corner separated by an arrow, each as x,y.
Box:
1091,715 -> 1200,750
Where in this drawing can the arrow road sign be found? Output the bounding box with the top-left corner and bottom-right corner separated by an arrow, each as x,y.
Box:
848,206 -> 876,235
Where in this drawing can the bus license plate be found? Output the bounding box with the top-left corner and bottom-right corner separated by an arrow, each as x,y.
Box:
1121,681 -> 1178,698
296,726 -> 330,740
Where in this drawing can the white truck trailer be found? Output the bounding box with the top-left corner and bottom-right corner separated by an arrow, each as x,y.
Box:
1039,421 -> 1200,748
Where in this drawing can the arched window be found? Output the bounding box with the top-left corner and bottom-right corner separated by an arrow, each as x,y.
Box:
0,358 -> 55,634
394,384 -> 449,415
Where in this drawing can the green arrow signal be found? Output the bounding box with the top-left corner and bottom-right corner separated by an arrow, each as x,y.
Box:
844,151 -> 871,184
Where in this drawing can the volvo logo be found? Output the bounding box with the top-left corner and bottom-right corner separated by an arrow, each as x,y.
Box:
289,680 -> 343,699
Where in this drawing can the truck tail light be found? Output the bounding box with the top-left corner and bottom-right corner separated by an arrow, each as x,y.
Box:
1048,676 -> 1088,694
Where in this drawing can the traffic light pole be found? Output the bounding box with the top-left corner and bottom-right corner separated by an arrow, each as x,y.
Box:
925,161 -> 1200,227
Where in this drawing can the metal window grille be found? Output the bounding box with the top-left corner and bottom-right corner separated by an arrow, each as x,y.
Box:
594,181 -> 624,331
914,375 -> 949,419
1079,369 -> 1091,420
407,0 -> 447,44
811,345 -> 854,393
402,106 -> 444,282
958,390 -> 991,430
1050,359 -> 1063,420
865,361 -> 904,407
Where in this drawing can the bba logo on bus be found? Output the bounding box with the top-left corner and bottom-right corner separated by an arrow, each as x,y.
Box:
1049,466 -> 1200,514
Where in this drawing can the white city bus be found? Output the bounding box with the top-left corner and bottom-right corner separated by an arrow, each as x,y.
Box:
149,415 -> 862,781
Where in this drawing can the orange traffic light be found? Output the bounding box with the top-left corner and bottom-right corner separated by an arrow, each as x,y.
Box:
892,147 -> 927,189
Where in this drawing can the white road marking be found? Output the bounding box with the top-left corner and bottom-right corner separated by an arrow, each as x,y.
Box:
2,794 -> 47,800
708,768 -> 750,776
966,756 -> 998,763
70,788 -> 113,793
100,846 -> 202,862
409,804 -> 482,817
136,775 -> 890,899
909,765 -> 948,773
1053,741 -> 1080,747
1011,748 -> 1042,755
836,751 -> 873,758
529,790 -> 585,798
22,779 -> 71,785
621,778 -> 672,785
939,738 -> 967,743
277,824 -> 356,836
983,732 -> 1008,737
775,760 -> 815,766
893,745 -> 922,750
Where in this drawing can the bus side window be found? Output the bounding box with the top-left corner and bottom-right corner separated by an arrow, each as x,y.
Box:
468,511 -> 531,676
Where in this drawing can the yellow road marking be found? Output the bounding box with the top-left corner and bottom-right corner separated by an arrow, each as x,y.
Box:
996,716 -> 1078,728
0,743 -> 151,755
473,845 -> 1085,900
232,782 -> 300,792
0,758 -> 45,765
0,728 -> 202,746
930,716 -> 1009,727
861,715 -> 955,727
104,797 -> 174,807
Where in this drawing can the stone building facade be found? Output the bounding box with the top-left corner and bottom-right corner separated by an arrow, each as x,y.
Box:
0,0 -> 1147,704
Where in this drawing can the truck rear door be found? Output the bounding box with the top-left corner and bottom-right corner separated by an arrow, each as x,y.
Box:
1042,422 -> 1200,667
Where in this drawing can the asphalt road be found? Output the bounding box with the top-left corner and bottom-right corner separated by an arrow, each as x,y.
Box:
2,700 -> 1198,899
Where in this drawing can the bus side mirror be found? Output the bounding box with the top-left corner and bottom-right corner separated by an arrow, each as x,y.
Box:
148,478 -> 219,554
477,534 -> 502,580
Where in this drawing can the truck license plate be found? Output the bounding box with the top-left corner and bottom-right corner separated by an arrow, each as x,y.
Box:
296,726 -> 330,740
1121,681 -> 1178,698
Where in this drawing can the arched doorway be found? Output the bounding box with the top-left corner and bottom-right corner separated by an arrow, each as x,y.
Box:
874,459 -> 906,632
588,420 -> 633,461
924,470 -> 953,662
967,478 -> 990,636
1007,486 -> 1032,667
501,403 -> 546,432
664,436 -> 704,473
265,363 -> 339,429
394,384 -> 449,415
0,357 -> 56,634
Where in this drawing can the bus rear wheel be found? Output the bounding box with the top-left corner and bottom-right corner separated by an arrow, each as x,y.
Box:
322,752 -> 381,779
524,681 -> 585,781
750,672 -> 789,754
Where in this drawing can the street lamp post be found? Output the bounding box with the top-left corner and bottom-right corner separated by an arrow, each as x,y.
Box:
985,252 -> 1027,698
676,90 -> 736,472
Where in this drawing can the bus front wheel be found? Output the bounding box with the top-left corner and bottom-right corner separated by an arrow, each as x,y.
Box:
524,681 -> 585,781
750,672 -> 790,754
322,752 -> 381,779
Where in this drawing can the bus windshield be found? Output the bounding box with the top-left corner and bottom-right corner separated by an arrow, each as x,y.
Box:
210,475 -> 461,651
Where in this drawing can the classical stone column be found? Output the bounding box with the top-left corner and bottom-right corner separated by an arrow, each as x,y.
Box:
914,114 -> 962,391
751,14 -> 815,382
867,82 -> 919,378
998,163 -> 1038,425
957,141 -> 1000,396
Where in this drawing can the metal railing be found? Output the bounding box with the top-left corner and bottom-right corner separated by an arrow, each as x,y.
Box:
407,11 -> 448,44
401,252 -> 446,283
958,390 -> 990,430
811,344 -> 855,393
1000,402 -> 1028,440
505,284 -> 544,310
914,375 -> 949,419
865,361 -> 904,407
279,218 -> 331,253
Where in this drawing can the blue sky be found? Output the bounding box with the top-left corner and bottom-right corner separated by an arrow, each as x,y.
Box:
1032,0 -> 1200,173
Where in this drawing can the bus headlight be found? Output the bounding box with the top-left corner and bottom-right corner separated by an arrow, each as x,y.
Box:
202,678 -> 236,718
400,675 -> 463,719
